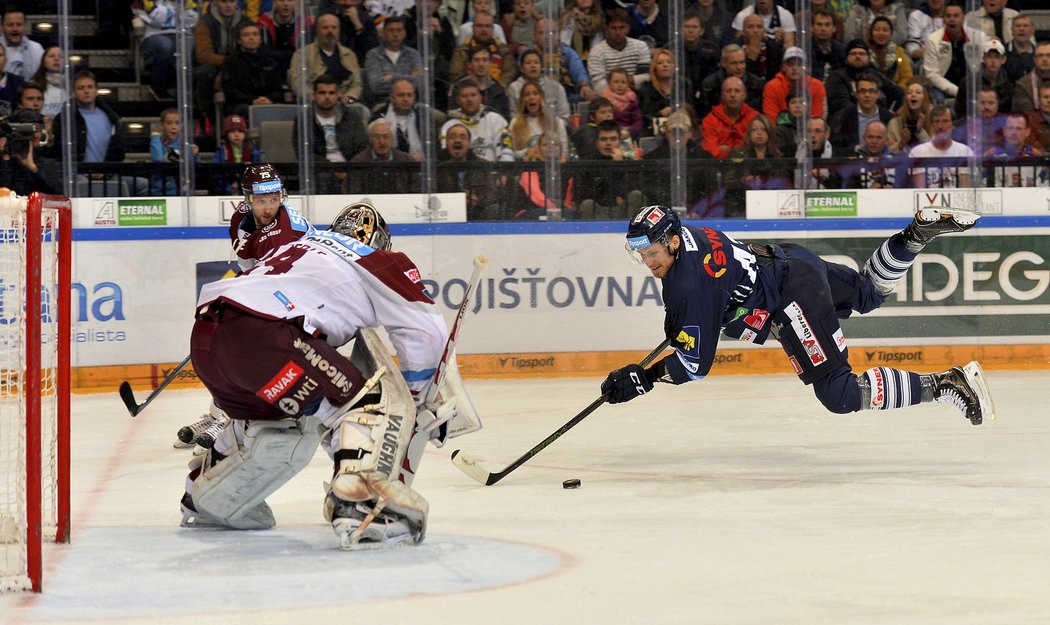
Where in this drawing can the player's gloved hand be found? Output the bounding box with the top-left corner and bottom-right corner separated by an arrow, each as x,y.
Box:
416,395 -> 458,447
601,364 -> 655,404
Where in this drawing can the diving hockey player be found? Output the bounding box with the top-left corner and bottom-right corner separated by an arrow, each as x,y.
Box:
175,164 -> 313,453
601,205 -> 996,424
182,203 -> 458,548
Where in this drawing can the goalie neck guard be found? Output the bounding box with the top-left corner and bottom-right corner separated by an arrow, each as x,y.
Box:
331,202 -> 393,251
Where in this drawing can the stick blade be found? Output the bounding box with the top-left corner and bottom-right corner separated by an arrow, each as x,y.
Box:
118,381 -> 141,417
450,449 -> 497,486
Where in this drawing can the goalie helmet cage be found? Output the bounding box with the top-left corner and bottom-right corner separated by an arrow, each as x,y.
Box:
0,192 -> 71,593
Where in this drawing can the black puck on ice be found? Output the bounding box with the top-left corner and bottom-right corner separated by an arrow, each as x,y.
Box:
562,478 -> 581,489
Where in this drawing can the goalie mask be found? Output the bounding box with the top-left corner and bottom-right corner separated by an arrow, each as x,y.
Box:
626,205 -> 681,264
331,202 -> 392,251
241,164 -> 285,203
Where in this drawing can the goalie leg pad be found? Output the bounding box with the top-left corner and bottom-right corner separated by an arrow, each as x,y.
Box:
190,416 -> 324,529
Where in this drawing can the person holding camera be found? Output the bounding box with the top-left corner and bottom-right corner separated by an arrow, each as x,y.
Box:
0,107 -> 62,195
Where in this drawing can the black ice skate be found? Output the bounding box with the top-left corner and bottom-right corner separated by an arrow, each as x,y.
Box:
926,361 -> 996,425
176,412 -> 218,448
902,207 -> 980,252
193,413 -> 230,449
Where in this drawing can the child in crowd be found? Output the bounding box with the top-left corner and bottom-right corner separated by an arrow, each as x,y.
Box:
150,108 -> 199,195
600,67 -> 643,139
211,114 -> 260,195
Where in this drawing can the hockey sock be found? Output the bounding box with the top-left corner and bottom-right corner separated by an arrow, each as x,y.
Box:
858,367 -> 922,410
863,234 -> 917,295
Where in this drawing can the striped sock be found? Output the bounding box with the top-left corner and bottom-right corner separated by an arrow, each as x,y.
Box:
863,235 -> 917,295
862,367 -> 922,411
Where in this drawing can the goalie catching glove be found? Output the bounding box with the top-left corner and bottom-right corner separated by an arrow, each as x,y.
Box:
601,363 -> 660,404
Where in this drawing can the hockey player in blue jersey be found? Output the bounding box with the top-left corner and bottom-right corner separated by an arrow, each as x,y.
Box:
601,205 -> 996,424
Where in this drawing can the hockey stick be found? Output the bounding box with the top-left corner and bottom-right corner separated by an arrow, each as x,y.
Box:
426,254 -> 489,403
118,354 -> 192,417
450,335 -> 675,486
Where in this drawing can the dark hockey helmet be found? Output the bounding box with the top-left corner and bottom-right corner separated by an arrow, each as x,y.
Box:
240,164 -> 284,201
625,205 -> 681,262
331,202 -> 392,251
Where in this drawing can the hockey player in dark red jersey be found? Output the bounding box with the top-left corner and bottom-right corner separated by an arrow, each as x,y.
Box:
601,205 -> 996,425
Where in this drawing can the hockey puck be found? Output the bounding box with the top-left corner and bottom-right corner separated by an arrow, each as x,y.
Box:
562,478 -> 581,489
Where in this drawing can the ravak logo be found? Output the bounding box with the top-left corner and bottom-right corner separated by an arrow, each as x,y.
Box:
701,228 -> 727,278
675,325 -> 700,358
257,361 -> 303,403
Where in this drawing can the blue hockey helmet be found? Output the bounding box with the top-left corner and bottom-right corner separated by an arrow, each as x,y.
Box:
626,205 -> 681,261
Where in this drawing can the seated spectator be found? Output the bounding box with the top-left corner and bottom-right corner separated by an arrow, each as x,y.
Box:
740,13 -> 784,83
364,15 -> 422,106
807,116 -> 843,189
0,45 -> 23,118
512,132 -> 574,219
986,112 -> 1047,187
454,45 -> 510,119
639,49 -> 692,136
319,0 -> 379,68
558,0 -> 603,63
508,80 -> 568,158
1,6 -> 43,81
845,120 -> 903,188
826,39 -> 904,113
372,78 -> 441,162
906,0 -> 946,68
449,10 -> 517,87
810,8 -> 846,82
922,3 -> 985,102
774,89 -> 805,157
681,10 -> 720,115
149,108 -> 199,195
762,46 -> 827,122
808,0 -> 849,39
908,105 -> 975,188
576,119 -> 645,220
830,72 -> 893,154
571,95 -> 613,160
952,39 -> 1013,119
724,114 -> 790,217
701,76 -> 760,160
193,0 -> 245,125
457,0 -> 506,45
440,77 -> 514,161
503,0 -> 536,57
699,44 -> 766,119
290,12 -> 364,103
643,108 -> 705,160
1005,13 -> 1035,82
132,0 -> 198,100
1026,84 -> 1050,153
212,114 -> 260,194
732,0 -> 796,49
627,0 -> 668,49
258,0 -> 313,82
294,74 -> 369,193
601,67 -> 643,139
350,118 -> 420,194
222,21 -> 284,116
436,122 -> 498,219
887,76 -> 933,152
696,0 -> 733,49
29,46 -> 65,121
964,86 -> 1006,155
586,9 -> 651,93
525,17 -> 593,105
1012,41 -> 1050,113
641,108 -> 714,214
507,48 -> 569,123
966,0 -> 1018,46
0,108 -> 62,196
844,0 -> 908,46
867,15 -> 913,89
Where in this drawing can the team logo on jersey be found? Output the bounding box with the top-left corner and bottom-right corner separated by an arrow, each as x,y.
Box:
743,309 -> 769,330
675,326 -> 700,358
784,302 -> 826,366
789,355 -> 802,375
273,290 -> 295,311
645,207 -> 665,225
869,368 -> 885,409
833,327 -> 847,352
740,328 -> 758,343
404,268 -> 421,283
257,361 -> 304,403
701,228 -> 727,278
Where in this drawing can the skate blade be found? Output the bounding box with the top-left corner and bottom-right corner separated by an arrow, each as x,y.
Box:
962,361 -> 996,423
173,439 -> 194,449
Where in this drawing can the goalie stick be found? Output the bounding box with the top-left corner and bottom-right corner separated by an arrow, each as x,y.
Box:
426,254 -> 489,403
118,355 -> 192,417
450,335 -> 675,485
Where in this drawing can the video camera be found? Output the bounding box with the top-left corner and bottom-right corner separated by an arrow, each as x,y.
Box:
0,120 -> 40,157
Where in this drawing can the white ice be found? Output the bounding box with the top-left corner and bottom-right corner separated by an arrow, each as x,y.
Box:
3,371 -> 1050,625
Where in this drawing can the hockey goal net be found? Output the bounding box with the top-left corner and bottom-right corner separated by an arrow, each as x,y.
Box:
0,191 -> 71,593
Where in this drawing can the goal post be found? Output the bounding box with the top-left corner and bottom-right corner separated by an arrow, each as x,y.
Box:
0,191 -> 71,593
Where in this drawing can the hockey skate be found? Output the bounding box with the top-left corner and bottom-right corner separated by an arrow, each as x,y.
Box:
175,413 -> 218,449
928,361 -> 996,425
193,414 -> 229,449
175,410 -> 230,451
902,207 -> 980,251
179,492 -> 275,530
324,492 -> 417,550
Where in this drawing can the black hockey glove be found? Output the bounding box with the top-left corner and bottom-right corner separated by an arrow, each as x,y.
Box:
601,364 -> 655,404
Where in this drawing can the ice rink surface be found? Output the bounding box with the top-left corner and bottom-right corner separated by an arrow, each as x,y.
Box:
3,370 -> 1050,625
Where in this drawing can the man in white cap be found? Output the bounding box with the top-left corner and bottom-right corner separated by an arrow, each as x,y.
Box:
953,38 -> 1014,118
762,45 -> 828,121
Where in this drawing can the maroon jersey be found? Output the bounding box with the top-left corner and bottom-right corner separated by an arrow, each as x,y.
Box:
229,202 -> 314,269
